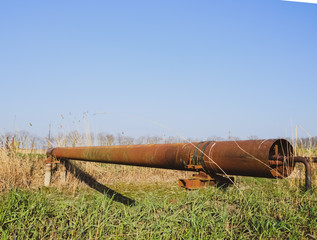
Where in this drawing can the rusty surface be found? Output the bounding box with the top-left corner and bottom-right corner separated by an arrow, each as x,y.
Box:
188,139 -> 294,178
294,156 -> 312,191
47,139 -> 295,179
179,172 -> 234,190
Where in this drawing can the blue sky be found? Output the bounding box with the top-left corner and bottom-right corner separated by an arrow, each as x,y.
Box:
0,0 -> 316,140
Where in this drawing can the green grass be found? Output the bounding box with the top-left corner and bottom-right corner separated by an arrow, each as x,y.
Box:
14,152 -> 46,159
1,178 -> 316,239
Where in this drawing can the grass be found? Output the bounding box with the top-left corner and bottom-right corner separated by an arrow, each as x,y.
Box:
0,144 -> 317,239
0,180 -> 316,239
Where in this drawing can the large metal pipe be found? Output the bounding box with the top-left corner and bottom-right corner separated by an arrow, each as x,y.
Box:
47,139 -> 295,179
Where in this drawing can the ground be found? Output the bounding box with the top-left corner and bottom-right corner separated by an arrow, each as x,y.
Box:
0,150 -> 316,239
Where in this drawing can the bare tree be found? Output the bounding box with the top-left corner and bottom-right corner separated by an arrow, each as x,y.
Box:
248,135 -> 259,140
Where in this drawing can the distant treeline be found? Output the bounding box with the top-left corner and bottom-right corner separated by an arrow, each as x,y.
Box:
288,137 -> 317,148
1,130 -> 316,150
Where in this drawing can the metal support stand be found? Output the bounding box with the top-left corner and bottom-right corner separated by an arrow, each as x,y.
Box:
44,163 -> 52,186
44,157 -> 61,187
179,171 -> 234,190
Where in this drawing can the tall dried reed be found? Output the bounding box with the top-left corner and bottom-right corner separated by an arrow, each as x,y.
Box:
0,150 -> 44,191
1,128 -> 316,193
0,148 -> 191,193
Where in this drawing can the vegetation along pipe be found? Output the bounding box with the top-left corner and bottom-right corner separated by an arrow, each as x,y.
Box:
46,139 -> 312,190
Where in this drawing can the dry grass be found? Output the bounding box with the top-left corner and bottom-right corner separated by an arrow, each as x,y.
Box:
0,143 -> 316,193
291,147 -> 317,187
53,161 -> 192,193
2,130 -> 315,192
0,149 -> 192,193
17,149 -> 46,154
0,150 -> 44,191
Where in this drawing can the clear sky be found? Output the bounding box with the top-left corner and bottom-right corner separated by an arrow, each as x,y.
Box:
0,0 -> 316,140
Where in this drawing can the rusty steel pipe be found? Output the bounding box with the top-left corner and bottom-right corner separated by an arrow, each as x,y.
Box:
47,139 -> 295,179
294,156 -> 312,192
271,155 -> 312,191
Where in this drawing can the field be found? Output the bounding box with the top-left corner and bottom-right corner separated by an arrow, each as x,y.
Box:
0,139 -> 317,239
